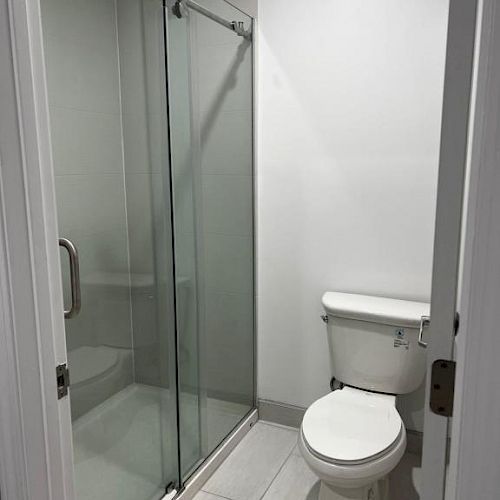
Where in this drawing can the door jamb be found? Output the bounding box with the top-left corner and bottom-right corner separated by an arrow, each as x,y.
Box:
421,0 -> 478,497
447,0 -> 500,498
0,0 -> 74,498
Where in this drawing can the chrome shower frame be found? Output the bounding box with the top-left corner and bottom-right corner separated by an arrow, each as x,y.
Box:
172,0 -> 252,40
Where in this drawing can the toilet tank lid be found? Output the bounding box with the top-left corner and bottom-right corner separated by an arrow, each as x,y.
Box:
322,292 -> 430,328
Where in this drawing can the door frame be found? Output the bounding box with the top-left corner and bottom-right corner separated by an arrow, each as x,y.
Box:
420,0 -> 479,497
446,0 -> 500,497
0,0 -> 74,498
1,0 -> 499,499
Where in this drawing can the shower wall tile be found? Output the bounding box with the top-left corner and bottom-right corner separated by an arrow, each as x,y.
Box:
197,42 -> 253,115
117,0 -> 157,386
50,107 -> 123,176
88,285 -> 134,348
226,0 -> 257,18
116,0 -> 145,60
172,173 -> 196,235
194,0 -> 250,47
60,227 -> 132,352
117,0 -> 173,387
122,113 -> 151,174
75,230 -> 130,277
201,110 -> 252,176
205,234 -> 253,295
54,174 -> 128,240
130,287 -> 160,385
41,0 -> 117,44
187,1 -> 255,414
202,174 -> 253,236
119,50 -> 148,118
41,0 -> 134,381
204,291 -> 254,403
45,35 -> 120,114
174,231 -> 197,280
124,173 -> 155,274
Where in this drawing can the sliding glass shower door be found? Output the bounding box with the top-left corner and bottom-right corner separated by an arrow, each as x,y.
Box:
42,0 -> 180,497
166,0 -> 255,478
40,0 -> 254,496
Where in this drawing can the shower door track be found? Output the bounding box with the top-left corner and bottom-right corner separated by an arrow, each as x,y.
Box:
164,409 -> 258,499
172,0 -> 252,39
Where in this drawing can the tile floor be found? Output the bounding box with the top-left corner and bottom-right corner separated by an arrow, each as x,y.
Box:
194,421 -> 421,500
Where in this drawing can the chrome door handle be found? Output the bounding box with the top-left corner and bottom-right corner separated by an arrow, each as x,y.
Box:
418,315 -> 430,348
59,238 -> 81,319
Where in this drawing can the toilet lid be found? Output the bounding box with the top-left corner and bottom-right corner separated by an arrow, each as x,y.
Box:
302,387 -> 402,464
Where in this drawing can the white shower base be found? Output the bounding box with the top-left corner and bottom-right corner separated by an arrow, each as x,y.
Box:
72,383 -> 249,500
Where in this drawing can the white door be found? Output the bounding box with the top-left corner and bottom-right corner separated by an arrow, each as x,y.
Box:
421,0 -> 479,499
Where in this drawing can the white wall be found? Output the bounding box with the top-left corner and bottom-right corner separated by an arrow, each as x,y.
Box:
257,0 -> 449,431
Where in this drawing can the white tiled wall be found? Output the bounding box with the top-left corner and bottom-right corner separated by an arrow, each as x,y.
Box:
257,0 -> 449,431
192,2 -> 254,404
116,0 -> 179,387
226,0 -> 257,18
116,0 -> 157,385
167,10 -> 201,395
42,0 -> 134,357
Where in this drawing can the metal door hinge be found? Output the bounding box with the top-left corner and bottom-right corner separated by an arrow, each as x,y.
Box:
429,359 -> 456,417
56,363 -> 70,399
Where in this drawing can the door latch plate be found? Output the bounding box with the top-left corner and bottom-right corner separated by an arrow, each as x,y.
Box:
56,363 -> 70,399
429,359 -> 456,417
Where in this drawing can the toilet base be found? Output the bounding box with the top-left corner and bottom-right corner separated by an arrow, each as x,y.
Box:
318,477 -> 389,500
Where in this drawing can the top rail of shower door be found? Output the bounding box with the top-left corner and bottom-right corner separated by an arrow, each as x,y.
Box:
172,0 -> 252,40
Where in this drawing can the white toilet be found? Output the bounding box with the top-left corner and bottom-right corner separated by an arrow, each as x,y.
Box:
299,292 -> 429,500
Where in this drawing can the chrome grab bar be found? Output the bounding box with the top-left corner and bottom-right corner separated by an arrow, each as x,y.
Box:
59,238 -> 81,319
418,315 -> 431,348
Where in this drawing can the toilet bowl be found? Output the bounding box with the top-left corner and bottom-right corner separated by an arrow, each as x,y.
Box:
299,387 -> 406,500
299,292 -> 429,500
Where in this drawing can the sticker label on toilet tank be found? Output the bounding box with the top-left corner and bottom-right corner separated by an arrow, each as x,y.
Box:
393,328 -> 409,350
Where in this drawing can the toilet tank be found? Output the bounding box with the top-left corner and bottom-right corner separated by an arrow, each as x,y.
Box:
322,292 -> 430,394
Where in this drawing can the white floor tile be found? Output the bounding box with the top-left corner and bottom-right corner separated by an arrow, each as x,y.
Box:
389,452 -> 421,500
261,453 -> 320,500
202,422 -> 298,500
193,492 -> 230,500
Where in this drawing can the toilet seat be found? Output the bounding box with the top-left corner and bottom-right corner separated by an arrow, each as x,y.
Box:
301,386 -> 402,465
298,426 -> 406,491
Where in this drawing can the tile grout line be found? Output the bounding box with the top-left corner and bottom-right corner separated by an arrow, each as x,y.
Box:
199,492 -> 234,500
257,420 -> 300,433
200,422 -> 299,500
257,439 -> 299,500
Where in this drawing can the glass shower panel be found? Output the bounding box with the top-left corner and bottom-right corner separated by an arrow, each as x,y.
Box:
40,0 -> 179,498
166,0 -> 255,478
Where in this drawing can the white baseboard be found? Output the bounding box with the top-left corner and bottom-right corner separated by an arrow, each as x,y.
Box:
258,399 -> 305,428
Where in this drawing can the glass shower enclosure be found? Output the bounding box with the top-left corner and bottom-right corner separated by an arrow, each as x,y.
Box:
39,0 -> 254,497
